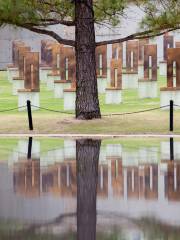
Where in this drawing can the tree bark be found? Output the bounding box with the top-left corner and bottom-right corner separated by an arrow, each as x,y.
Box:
76,139 -> 101,240
75,0 -> 101,119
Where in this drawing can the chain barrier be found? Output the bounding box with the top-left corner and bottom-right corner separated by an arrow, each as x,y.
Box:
30,104 -> 170,117
0,104 -> 171,116
102,105 -> 169,117
0,105 -> 26,113
0,102 -> 175,132
31,105 -> 74,115
174,104 -> 180,107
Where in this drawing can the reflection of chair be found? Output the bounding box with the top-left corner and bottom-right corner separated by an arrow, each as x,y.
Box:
166,162 -> 180,201
13,158 -> 40,197
126,164 -> 158,200
41,162 -> 77,197
97,164 -> 108,198
110,157 -> 123,197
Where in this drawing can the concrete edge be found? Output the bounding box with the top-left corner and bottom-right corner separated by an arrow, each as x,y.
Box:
0,134 -> 179,138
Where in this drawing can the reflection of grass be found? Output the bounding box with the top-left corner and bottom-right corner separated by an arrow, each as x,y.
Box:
0,220 -> 75,240
136,218 -> 180,240
102,138 -> 164,148
37,138 -> 64,153
101,138 -> 163,160
0,138 -> 18,160
0,137 -> 176,161
0,138 -> 66,160
0,231 -> 75,240
1,219 -> 180,240
0,220 -> 21,229
97,230 -> 124,240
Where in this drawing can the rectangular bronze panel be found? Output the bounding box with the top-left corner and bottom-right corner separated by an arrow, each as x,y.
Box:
110,59 -> 122,88
112,43 -> 123,60
41,40 -> 55,66
24,52 -> 39,90
96,45 -> 107,76
13,159 -> 40,197
139,39 -> 149,62
126,40 -> 138,72
97,165 -> 108,198
111,159 -> 123,197
12,41 -> 25,67
60,47 -> 76,84
127,167 -> 139,198
144,44 -> 157,80
167,163 -> 180,201
176,42 -> 180,48
18,46 -> 31,78
163,34 -> 174,61
167,48 -> 180,88
51,43 -> 62,74
143,165 -> 158,200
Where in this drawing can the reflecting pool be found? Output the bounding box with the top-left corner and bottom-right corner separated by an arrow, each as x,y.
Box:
0,137 -> 180,239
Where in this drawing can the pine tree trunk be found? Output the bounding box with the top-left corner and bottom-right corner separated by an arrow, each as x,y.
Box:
76,139 -> 101,240
75,0 -> 101,119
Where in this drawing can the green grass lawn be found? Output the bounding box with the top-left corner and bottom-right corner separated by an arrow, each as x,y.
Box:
0,70 -> 166,114
0,70 -> 179,134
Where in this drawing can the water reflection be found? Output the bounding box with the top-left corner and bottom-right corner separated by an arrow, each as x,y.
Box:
77,139 -> 100,240
1,137 -> 180,239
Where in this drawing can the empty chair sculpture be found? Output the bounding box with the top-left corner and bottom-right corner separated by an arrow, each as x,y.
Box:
138,44 -> 158,99
40,40 -> 55,82
7,41 -> 25,83
160,48 -> 180,109
96,45 -> 108,94
159,34 -> 174,76
54,46 -> 75,101
63,47 -> 76,111
18,52 -> 40,111
47,43 -> 62,90
138,39 -> 149,79
122,40 -> 139,89
12,45 -> 31,95
105,58 -> 122,104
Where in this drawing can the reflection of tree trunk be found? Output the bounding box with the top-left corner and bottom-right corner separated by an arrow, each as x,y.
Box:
76,139 -> 101,240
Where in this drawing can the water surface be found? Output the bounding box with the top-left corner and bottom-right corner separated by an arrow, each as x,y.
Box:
0,137 -> 180,239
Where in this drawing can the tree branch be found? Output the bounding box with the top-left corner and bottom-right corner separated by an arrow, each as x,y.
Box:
18,24 -> 75,46
96,27 -> 180,46
39,18 -> 75,26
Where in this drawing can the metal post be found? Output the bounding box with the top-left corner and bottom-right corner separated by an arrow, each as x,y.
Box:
27,100 -> 33,131
170,137 -> 174,161
27,137 -> 33,159
170,100 -> 174,132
